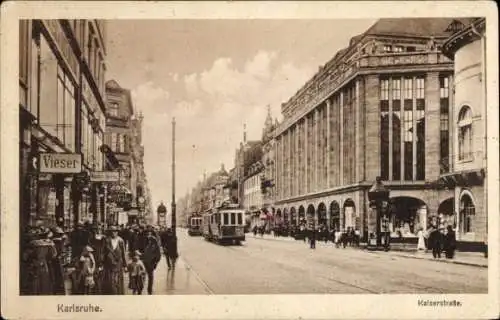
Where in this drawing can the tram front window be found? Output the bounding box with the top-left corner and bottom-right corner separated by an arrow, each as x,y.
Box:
223,213 -> 229,225
231,213 -> 236,225
237,213 -> 243,225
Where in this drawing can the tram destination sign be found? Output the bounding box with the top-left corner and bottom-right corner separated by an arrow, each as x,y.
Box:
90,171 -> 120,182
39,153 -> 82,174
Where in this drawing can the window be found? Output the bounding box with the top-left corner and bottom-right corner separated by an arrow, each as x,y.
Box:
223,213 -> 229,225
39,33 -> 58,138
118,134 -> 125,153
383,45 -> 392,52
393,95 -> 401,180
19,20 -> 29,86
404,78 -> 413,100
237,213 -> 243,225
380,79 -> 389,101
416,77 -> 425,99
440,75 -> 450,173
380,86 -> 390,180
460,194 -> 475,233
392,79 -> 401,100
30,34 -> 39,116
407,46 -> 416,52
404,103 -> 413,181
458,106 -> 473,161
110,132 -> 117,152
109,102 -> 118,117
393,46 -> 404,53
231,212 -> 235,225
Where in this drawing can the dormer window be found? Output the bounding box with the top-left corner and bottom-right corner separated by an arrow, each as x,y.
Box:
383,45 -> 392,52
393,46 -> 404,53
109,102 -> 118,117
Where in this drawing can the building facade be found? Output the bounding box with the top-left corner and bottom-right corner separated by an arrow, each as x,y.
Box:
441,18 -> 487,244
104,80 -> 138,225
19,20 -> 108,231
260,106 -> 278,224
243,163 -> 264,228
273,18 -> 467,240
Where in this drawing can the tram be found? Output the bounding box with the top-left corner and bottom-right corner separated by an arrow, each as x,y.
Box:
188,215 -> 203,236
202,205 -> 246,245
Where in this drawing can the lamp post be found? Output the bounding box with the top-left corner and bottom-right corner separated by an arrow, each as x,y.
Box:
368,176 -> 390,251
171,117 -> 177,236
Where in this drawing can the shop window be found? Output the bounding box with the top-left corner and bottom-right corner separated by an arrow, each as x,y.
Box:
458,106 -> 473,161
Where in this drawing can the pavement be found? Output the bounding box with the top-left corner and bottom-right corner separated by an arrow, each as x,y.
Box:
250,233 -> 488,268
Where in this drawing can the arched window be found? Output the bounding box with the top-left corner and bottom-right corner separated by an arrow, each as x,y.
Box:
460,193 -> 475,234
458,106 -> 473,161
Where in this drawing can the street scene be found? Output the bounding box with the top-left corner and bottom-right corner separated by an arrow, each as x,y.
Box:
16,16 -> 489,296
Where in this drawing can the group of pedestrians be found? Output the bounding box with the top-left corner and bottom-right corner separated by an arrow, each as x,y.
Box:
418,224 -> 457,259
21,221 -> 179,296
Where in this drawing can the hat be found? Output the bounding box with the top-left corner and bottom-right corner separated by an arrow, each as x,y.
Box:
51,226 -> 65,235
133,250 -> 142,257
108,225 -> 119,232
83,245 -> 94,253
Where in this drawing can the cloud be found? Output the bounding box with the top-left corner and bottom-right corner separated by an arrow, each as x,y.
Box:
140,51 -> 315,207
131,81 -> 171,113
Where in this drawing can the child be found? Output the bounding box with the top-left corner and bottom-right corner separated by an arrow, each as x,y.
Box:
77,245 -> 96,295
127,250 -> 146,295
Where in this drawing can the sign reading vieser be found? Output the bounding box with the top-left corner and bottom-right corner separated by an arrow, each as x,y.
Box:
39,153 -> 82,174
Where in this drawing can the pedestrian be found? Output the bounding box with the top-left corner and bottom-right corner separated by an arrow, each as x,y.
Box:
102,225 -> 127,295
22,227 -> 57,295
49,226 -> 67,295
428,226 -> 442,259
141,228 -> 161,295
310,229 -> 316,249
75,245 -> 96,295
164,229 -> 179,270
443,225 -> 456,259
90,224 -> 106,294
417,226 -> 426,251
127,250 -> 146,295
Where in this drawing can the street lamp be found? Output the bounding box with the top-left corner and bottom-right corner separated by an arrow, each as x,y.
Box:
368,176 -> 391,251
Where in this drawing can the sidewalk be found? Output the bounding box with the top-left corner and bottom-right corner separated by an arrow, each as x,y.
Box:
249,233 -> 488,268
367,249 -> 488,268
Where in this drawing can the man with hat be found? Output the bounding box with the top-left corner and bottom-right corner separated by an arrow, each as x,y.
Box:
50,226 -> 67,295
141,228 -> 161,295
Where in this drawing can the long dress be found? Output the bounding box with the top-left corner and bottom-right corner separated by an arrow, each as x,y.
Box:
24,239 -> 57,295
417,230 -> 426,250
102,236 -> 126,295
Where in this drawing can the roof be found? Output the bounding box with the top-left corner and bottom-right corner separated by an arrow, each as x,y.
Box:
364,18 -> 473,38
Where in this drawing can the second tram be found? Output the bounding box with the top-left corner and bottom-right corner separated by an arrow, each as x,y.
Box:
188,215 -> 203,236
202,207 -> 246,245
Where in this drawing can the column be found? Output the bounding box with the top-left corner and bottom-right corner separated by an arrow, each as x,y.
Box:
339,92 -> 344,185
355,81 -> 360,183
288,129 -> 292,198
326,99 -> 331,188
364,75 -> 381,181
314,109 -> 319,192
424,72 -> 441,182
304,117 -> 308,194
389,79 -> 393,180
295,124 -> 300,196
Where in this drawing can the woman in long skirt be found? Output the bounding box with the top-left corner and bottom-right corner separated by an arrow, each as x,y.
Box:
102,226 -> 127,295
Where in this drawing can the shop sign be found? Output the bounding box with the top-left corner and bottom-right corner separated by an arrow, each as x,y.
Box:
39,153 -> 82,174
90,171 -> 119,182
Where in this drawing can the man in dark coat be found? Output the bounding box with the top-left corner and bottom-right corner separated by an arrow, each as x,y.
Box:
141,229 -> 161,295
443,225 -> 457,259
163,229 -> 179,270
428,226 -> 443,259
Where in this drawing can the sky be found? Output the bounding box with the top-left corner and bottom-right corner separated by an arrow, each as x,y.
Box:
105,19 -> 376,209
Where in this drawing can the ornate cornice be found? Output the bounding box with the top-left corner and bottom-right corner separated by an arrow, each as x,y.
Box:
442,18 -> 485,59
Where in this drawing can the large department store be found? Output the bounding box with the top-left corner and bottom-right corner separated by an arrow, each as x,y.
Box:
272,18 -> 487,246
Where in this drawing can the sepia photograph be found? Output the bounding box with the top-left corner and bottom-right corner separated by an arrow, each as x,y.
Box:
1,1 -> 499,319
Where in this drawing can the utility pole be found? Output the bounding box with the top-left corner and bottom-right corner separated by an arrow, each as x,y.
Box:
172,117 -> 177,236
